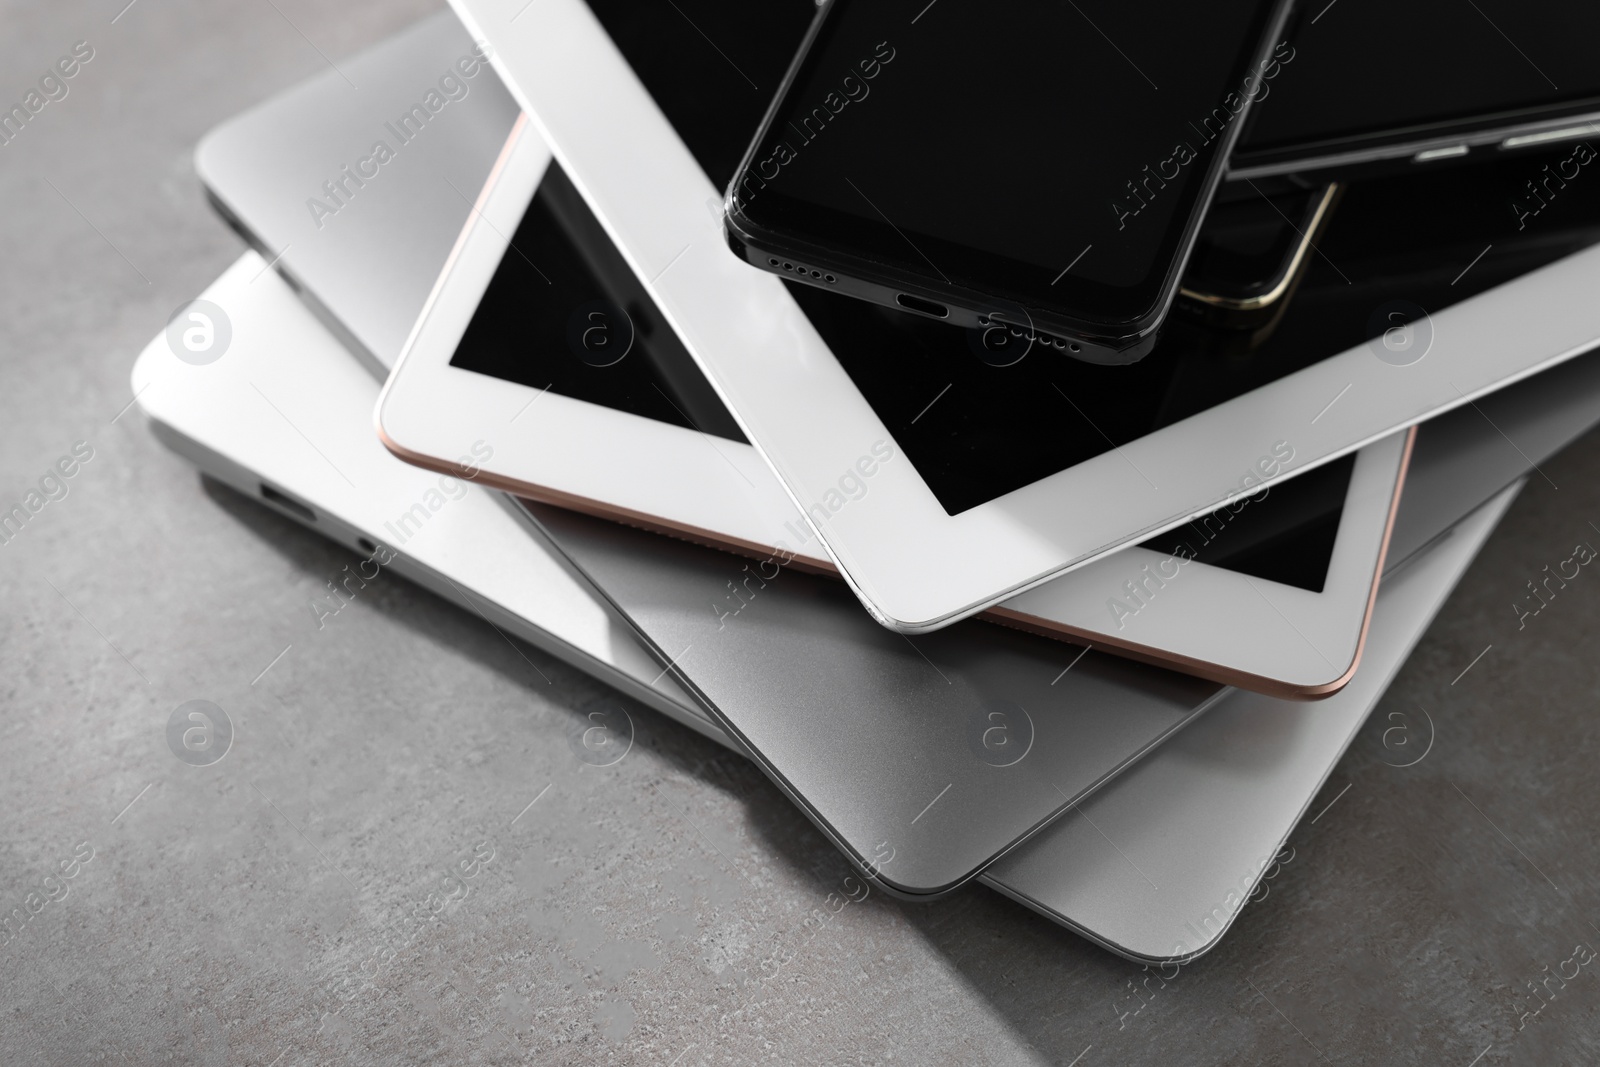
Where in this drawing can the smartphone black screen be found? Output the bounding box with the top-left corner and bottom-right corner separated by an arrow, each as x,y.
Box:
1237,0 -> 1600,165
730,0 -> 1289,326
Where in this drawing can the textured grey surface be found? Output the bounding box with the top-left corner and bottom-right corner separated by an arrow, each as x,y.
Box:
3,2 -> 1600,1064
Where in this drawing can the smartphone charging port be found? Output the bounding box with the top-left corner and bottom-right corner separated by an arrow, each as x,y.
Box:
896,293 -> 949,318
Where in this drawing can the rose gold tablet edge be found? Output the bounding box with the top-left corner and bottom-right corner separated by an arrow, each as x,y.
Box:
989,425 -> 1416,700
380,406 -> 1412,699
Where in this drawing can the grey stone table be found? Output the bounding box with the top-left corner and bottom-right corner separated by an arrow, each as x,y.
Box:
2,2 -> 1598,1063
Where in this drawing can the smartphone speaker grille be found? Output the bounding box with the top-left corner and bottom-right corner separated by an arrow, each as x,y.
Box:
768,257 -> 835,283
976,315 -> 1080,353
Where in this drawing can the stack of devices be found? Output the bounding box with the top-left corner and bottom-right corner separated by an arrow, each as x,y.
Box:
134,5 -> 1600,962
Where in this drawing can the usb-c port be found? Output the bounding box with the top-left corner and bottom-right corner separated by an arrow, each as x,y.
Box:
259,483 -> 316,523
896,293 -> 949,318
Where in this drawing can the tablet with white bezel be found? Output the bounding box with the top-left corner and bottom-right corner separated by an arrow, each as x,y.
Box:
376,119 -> 1410,697
442,0 -> 1600,632
189,9 -> 1410,698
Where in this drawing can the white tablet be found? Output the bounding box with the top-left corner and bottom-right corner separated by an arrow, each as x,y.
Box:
444,0 -> 1600,632
378,119 -> 1411,697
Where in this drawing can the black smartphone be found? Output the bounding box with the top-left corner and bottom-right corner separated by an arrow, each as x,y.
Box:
1230,0 -> 1600,180
722,0 -> 1297,365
